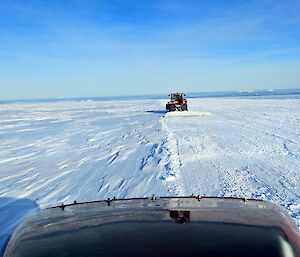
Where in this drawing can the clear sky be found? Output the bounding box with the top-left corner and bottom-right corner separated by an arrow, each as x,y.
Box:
1,0 -> 300,100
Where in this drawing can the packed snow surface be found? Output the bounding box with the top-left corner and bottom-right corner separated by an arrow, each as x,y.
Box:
165,111 -> 212,117
0,97 -> 300,251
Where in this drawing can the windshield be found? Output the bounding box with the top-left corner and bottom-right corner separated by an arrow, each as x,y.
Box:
10,222 -> 292,257
171,94 -> 183,99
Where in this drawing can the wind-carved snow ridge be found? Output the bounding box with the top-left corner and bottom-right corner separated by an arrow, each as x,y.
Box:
0,100 -> 171,210
139,143 -> 160,170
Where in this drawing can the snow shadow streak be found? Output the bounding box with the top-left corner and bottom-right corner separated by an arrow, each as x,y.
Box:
0,197 -> 40,257
145,110 -> 167,114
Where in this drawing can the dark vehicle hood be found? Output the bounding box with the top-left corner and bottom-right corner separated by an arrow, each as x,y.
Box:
4,196 -> 300,257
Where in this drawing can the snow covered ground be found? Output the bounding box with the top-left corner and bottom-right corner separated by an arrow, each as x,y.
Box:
0,96 -> 300,252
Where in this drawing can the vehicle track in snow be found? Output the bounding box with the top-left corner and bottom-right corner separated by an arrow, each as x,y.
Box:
160,97 -> 300,226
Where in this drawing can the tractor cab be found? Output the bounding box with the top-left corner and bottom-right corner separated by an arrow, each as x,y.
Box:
171,93 -> 183,100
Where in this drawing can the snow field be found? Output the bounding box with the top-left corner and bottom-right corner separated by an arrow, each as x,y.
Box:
0,96 -> 299,252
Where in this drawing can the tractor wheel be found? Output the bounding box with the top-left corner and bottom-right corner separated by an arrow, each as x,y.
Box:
166,104 -> 170,111
182,104 -> 188,111
169,104 -> 176,112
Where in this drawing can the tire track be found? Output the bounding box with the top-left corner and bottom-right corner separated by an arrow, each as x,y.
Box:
161,99 -> 300,226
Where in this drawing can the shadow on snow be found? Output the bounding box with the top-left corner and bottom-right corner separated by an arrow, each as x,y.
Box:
0,197 -> 40,257
145,110 -> 167,114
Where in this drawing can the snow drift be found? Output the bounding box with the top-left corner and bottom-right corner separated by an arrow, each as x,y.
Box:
165,111 -> 212,117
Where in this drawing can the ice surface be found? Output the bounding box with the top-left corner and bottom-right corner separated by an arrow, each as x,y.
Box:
0,97 -> 300,253
165,111 -> 212,117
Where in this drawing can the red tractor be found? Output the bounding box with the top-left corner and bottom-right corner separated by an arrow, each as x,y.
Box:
166,93 -> 188,111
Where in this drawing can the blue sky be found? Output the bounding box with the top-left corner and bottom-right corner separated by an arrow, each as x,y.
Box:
0,0 -> 300,99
